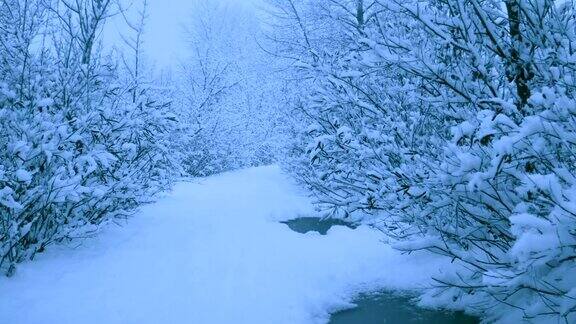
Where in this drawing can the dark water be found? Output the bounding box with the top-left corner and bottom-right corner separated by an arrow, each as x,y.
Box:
329,292 -> 479,324
280,217 -> 357,235
282,217 -> 480,324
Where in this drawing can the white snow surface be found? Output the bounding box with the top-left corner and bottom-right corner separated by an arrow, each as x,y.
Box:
0,166 -> 447,324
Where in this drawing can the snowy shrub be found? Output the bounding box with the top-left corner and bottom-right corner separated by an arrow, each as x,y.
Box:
270,0 -> 576,321
0,0 -> 181,276
382,1 -> 576,321
268,0 -> 446,223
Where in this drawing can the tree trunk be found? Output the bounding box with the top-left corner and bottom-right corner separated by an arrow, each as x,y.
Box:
356,0 -> 365,30
505,0 -> 531,112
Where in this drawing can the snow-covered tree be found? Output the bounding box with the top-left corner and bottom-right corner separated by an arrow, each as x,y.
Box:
175,0 -> 289,176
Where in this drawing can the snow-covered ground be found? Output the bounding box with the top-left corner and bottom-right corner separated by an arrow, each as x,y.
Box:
0,166 -> 447,324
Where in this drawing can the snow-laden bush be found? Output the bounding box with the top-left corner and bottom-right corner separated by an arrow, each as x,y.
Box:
270,0 -> 576,321
0,0 -> 181,276
383,1 -> 576,321
269,0 -> 446,223
413,86 -> 576,322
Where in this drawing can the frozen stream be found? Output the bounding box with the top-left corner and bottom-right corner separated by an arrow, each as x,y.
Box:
1,166 -> 474,324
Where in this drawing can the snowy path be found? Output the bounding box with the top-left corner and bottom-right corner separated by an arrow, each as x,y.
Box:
0,166 -> 445,324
